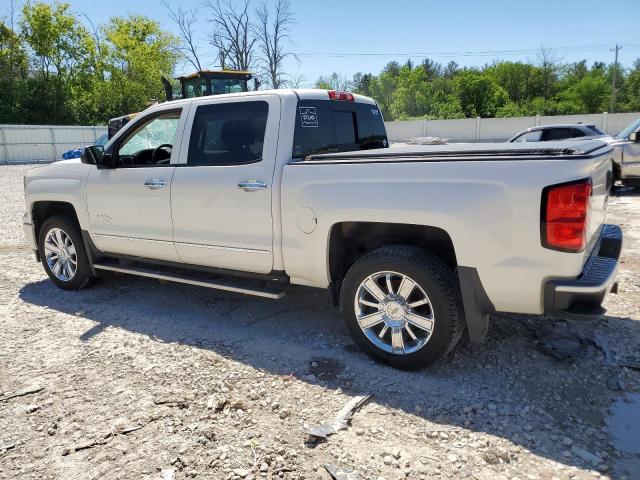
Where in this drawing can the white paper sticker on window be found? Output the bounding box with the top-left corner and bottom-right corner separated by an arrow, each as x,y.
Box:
299,107 -> 318,127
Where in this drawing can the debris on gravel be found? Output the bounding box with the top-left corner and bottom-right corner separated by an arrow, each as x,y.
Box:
307,394 -> 370,439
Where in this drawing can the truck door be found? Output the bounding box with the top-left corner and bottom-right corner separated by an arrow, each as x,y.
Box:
170,95 -> 280,274
86,107 -> 188,261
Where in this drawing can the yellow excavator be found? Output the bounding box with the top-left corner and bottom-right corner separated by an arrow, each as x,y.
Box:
107,70 -> 253,139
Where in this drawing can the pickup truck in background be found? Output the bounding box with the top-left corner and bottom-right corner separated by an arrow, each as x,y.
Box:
611,117 -> 640,188
23,89 -> 623,369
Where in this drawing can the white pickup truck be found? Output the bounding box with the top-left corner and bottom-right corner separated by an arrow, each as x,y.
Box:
23,89 -> 623,369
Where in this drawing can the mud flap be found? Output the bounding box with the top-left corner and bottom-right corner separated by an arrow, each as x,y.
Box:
457,266 -> 495,344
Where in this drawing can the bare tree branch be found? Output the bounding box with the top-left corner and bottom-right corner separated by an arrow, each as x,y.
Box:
289,73 -> 306,88
255,0 -> 297,89
162,0 -> 203,72
204,0 -> 256,72
538,44 -> 560,102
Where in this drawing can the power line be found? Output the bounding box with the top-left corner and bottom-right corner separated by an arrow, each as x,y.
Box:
295,42 -> 638,59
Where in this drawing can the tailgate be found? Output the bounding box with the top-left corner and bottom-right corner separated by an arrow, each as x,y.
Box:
585,150 -> 613,251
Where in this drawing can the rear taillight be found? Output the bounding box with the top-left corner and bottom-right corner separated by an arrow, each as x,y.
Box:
328,90 -> 354,101
541,178 -> 592,252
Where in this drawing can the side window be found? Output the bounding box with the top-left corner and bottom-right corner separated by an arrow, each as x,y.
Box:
513,130 -> 542,142
542,128 -> 574,141
117,111 -> 181,167
571,129 -> 586,138
187,101 -> 268,166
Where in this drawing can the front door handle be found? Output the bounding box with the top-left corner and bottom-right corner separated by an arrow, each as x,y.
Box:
238,181 -> 267,192
144,179 -> 167,189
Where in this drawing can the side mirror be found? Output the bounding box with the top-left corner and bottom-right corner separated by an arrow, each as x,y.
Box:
82,145 -> 114,168
630,131 -> 640,143
80,147 -> 94,165
81,145 -> 103,165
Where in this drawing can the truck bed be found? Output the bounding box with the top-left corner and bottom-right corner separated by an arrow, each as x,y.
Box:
281,138 -> 614,314
300,140 -> 611,164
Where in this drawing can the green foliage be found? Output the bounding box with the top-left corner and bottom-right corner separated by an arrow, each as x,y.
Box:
327,58 -> 640,121
3,2 -> 640,126
453,69 -> 508,117
0,1 -> 179,125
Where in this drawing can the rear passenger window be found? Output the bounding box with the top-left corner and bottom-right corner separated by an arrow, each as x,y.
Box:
542,128 -> 574,141
187,101 -> 268,166
513,130 -> 542,142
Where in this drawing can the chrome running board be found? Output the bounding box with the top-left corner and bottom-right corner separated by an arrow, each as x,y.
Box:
93,262 -> 285,300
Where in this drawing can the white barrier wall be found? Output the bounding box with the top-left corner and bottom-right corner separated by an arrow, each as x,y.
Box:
386,112 -> 640,143
0,125 -> 107,164
2,112 -> 639,163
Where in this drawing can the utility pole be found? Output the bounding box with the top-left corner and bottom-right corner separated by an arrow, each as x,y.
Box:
610,44 -> 622,113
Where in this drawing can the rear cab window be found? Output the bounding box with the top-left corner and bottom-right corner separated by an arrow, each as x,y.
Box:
292,99 -> 388,158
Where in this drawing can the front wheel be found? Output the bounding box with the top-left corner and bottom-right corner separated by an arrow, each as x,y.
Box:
38,215 -> 95,290
340,246 -> 464,370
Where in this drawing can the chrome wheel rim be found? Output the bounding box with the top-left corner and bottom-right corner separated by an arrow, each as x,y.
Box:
44,228 -> 77,281
354,271 -> 434,355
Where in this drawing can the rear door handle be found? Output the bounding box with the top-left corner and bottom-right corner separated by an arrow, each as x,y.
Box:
144,179 -> 167,189
238,181 -> 267,192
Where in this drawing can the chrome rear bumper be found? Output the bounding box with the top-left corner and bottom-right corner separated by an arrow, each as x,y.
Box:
544,224 -> 622,319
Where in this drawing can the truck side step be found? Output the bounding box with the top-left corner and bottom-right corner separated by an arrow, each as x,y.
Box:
93,261 -> 285,299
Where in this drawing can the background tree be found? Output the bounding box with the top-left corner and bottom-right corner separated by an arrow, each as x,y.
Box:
161,0 -> 203,72
205,0 -> 255,71
1,1 -> 639,125
315,72 -> 351,91
0,20 -> 28,122
255,0 -> 296,89
454,69 -> 508,117
102,15 -> 179,118
624,59 -> 640,111
351,72 -> 373,96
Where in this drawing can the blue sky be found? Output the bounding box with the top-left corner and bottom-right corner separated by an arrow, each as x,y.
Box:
6,0 -> 640,85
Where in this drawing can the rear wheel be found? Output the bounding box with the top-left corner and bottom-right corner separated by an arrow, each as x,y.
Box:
340,245 -> 464,370
38,215 -> 94,290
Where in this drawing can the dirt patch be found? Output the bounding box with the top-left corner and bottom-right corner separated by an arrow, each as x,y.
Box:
1,165 -> 639,480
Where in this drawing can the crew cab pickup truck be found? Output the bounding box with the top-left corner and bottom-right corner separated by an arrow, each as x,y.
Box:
23,89 -> 623,369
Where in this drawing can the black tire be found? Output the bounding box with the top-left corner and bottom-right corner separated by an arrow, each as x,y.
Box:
38,215 -> 95,290
340,245 -> 464,370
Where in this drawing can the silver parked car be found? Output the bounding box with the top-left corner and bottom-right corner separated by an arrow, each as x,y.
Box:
509,122 -> 640,188
508,123 -> 612,143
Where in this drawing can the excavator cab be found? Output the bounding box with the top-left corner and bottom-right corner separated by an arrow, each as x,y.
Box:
109,70 -> 253,140
163,70 -> 253,101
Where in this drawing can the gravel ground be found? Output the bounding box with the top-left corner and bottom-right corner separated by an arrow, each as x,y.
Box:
1,164 -> 639,480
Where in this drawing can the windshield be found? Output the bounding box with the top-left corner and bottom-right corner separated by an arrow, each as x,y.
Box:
586,125 -> 607,136
95,134 -> 108,146
616,118 -> 640,139
210,78 -> 247,94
